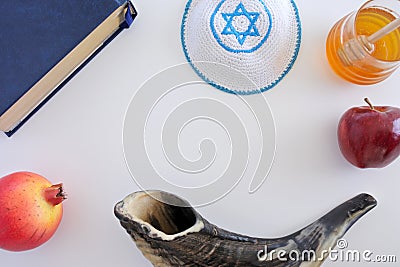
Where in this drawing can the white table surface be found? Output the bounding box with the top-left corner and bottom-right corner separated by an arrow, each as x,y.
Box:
1,0 -> 399,266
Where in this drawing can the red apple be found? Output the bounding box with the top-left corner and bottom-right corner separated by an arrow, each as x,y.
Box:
0,172 -> 66,251
338,98 -> 400,168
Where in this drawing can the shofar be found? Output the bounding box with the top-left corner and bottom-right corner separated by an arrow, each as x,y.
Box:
114,191 -> 377,267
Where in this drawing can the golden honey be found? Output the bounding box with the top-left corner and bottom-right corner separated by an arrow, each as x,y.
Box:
326,3 -> 400,85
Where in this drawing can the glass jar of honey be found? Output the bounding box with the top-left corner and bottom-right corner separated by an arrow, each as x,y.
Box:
326,0 -> 400,85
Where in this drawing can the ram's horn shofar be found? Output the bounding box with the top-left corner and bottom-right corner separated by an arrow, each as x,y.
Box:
114,191 -> 377,267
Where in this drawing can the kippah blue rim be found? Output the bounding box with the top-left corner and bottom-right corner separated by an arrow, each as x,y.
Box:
181,0 -> 302,95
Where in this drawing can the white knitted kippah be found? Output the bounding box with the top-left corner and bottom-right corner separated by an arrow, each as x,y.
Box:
181,0 -> 301,94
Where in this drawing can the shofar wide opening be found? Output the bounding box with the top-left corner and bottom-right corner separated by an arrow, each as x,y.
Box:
128,192 -> 198,235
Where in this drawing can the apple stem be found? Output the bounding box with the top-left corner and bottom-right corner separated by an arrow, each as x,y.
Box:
44,184 -> 67,206
364,98 -> 374,110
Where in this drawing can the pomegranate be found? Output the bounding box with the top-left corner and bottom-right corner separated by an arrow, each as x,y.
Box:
0,171 -> 66,251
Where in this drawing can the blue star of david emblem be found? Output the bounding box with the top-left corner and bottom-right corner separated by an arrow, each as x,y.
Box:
221,3 -> 260,45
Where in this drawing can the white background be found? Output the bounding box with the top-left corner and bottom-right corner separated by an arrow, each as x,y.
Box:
1,0 -> 399,266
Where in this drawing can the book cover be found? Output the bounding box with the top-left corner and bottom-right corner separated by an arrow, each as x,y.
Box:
0,0 -> 137,136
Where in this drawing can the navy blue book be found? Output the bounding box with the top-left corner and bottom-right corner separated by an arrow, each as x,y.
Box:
0,0 -> 137,136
